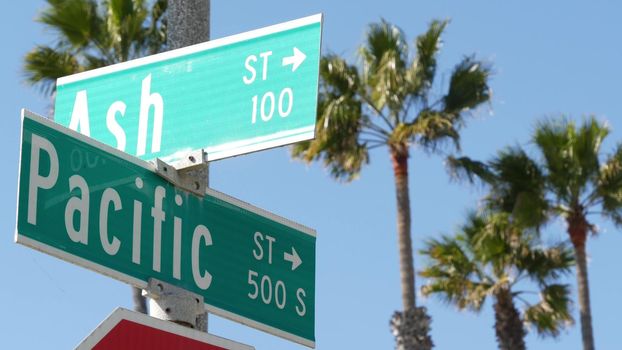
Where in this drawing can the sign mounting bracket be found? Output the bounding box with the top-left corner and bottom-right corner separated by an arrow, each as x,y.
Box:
142,278 -> 205,329
154,149 -> 207,196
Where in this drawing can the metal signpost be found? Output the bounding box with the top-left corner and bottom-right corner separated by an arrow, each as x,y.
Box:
16,110 -> 316,347
53,14 -> 322,163
76,308 -> 254,350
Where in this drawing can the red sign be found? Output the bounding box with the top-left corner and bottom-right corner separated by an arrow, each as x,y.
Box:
77,308 -> 254,350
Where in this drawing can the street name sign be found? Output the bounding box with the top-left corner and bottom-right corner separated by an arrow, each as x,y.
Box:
76,308 -> 254,350
53,14 -> 322,162
16,110 -> 316,347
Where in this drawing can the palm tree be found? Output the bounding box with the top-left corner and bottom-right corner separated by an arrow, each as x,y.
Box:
24,0 -> 166,96
420,210 -> 574,350
448,116 -> 622,350
24,0 -> 168,313
292,19 -> 492,349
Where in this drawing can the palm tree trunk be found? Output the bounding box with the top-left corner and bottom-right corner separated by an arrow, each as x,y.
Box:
574,246 -> 594,350
389,147 -> 435,350
390,147 -> 415,310
567,212 -> 595,350
493,287 -> 526,350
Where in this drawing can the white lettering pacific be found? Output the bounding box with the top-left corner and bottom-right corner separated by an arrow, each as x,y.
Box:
65,175 -> 90,244
27,134 -> 59,225
99,188 -> 122,256
151,185 -> 166,272
173,194 -> 183,280
132,177 -> 144,264
192,225 -> 213,290
23,133 -> 214,292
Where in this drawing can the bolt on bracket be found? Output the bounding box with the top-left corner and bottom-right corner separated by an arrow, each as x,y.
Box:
142,278 -> 205,328
154,149 -> 207,196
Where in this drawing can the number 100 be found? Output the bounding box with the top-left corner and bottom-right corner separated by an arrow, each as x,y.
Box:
251,88 -> 293,123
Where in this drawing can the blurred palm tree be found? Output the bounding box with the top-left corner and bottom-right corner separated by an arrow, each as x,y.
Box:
23,0 -> 167,313
292,19 -> 492,349
420,210 -> 574,350
24,0 -> 166,99
448,116 -> 622,350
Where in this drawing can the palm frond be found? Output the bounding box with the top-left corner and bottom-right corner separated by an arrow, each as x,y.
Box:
535,116 -> 611,209
420,235 -> 491,311
516,242 -> 574,284
469,212 -> 514,266
83,53 -> 109,71
39,0 -> 101,48
106,0 -> 148,61
489,147 -> 549,227
25,0 -> 168,93
392,110 -> 455,147
320,55 -> 360,97
443,55 -> 491,117
533,117 -> 577,203
421,279 -> 492,312
23,46 -> 81,95
292,19 -> 492,183
523,284 -> 574,337
358,20 -> 409,118
575,116 -> 609,182
416,110 -> 461,152
421,236 -> 476,275
407,19 -> 448,97
145,0 -> 168,55
291,57 -> 367,181
446,155 -> 495,185
359,19 -> 407,76
597,142 -> 622,225
421,209 -> 573,339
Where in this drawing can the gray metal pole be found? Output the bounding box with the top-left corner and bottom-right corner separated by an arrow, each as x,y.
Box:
144,0 -> 211,331
167,0 -> 210,189
168,0 -> 211,51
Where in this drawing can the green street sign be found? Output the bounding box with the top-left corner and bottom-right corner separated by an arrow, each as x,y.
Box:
53,14 -> 322,163
16,110 -> 316,347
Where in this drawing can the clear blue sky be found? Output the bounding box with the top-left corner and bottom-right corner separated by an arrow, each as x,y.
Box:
2,1 -> 622,349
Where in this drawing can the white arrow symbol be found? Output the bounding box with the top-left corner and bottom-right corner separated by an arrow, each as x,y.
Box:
282,47 -> 306,72
284,247 -> 302,271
